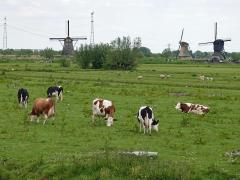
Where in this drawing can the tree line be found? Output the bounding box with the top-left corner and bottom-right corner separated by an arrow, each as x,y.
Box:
1,37 -> 240,68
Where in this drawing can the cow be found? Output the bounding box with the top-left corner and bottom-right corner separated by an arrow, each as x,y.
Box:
47,86 -> 63,101
137,106 -> 159,134
17,88 -> 29,108
175,102 -> 209,115
29,98 -> 55,124
92,98 -> 115,127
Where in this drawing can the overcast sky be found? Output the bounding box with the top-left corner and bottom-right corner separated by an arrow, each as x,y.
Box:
0,0 -> 239,53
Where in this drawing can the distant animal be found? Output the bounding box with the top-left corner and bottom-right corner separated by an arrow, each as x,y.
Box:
159,74 -> 166,79
199,75 -> 213,81
137,75 -> 143,79
205,77 -> 213,81
175,102 -> 209,115
17,88 -> 29,108
199,75 -> 205,81
137,106 -> 159,134
47,86 -> 63,101
29,98 -> 55,124
92,98 -> 116,126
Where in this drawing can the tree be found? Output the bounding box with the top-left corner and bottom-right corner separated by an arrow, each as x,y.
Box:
76,36 -> 141,70
162,48 -> 171,60
231,52 -> 240,62
104,36 -> 140,70
41,48 -> 54,62
139,47 -> 152,57
76,44 -> 110,69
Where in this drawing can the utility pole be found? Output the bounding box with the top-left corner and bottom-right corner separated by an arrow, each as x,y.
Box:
3,17 -> 7,49
167,43 -> 171,51
90,11 -> 94,46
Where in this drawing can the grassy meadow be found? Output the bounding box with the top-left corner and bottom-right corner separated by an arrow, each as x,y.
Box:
0,61 -> 240,179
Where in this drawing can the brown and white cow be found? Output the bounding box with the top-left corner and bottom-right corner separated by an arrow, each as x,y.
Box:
175,102 -> 209,115
29,98 -> 55,124
92,98 -> 115,126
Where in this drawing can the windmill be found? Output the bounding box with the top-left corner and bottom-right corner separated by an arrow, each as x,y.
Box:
199,22 -> 231,62
178,28 -> 192,60
50,20 -> 87,55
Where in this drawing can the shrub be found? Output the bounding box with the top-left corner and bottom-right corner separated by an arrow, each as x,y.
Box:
104,36 -> 141,70
76,36 -> 141,70
76,44 -> 110,69
60,58 -> 71,67
40,48 -> 54,63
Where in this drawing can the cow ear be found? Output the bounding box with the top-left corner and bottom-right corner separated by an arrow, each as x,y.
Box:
156,120 -> 159,124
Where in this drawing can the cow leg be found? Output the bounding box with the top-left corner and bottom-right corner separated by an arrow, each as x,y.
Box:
30,115 -> 35,122
92,114 -> 95,123
24,101 -> 27,108
56,95 -> 59,102
60,92 -> 63,101
148,120 -> 152,134
43,115 -> 48,125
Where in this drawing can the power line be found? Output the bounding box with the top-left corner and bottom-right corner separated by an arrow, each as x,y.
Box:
7,24 -> 49,38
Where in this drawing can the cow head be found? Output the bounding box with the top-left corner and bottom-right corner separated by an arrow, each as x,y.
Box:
151,119 -> 159,132
175,102 -> 181,111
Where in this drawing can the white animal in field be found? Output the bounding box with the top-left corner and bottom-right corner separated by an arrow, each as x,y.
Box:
137,106 -> 159,134
175,102 -> 209,115
17,88 -> 29,108
137,75 -> 143,79
92,98 -> 116,127
47,86 -> 63,101
199,75 -> 213,81
159,74 -> 166,79
199,75 -> 205,81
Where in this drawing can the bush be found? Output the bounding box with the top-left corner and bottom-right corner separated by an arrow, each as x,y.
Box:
60,59 -> 71,67
104,36 -> 141,70
76,36 -> 141,70
40,48 -> 54,63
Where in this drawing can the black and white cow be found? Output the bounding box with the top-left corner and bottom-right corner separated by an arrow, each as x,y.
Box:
17,88 -> 29,108
47,86 -> 63,101
137,106 -> 159,134
175,102 -> 209,115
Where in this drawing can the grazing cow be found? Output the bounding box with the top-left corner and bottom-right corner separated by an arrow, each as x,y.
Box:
175,102 -> 209,115
47,86 -> 63,101
17,88 -> 29,108
92,98 -> 115,126
29,98 -> 55,124
137,106 -> 159,134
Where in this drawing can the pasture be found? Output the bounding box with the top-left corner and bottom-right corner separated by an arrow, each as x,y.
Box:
0,61 -> 240,179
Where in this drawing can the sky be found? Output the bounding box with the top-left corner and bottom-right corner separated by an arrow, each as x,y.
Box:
0,0 -> 239,53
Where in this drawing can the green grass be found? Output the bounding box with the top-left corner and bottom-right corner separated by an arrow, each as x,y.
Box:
0,61 -> 240,179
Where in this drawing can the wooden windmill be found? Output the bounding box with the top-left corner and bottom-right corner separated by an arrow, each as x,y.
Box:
50,20 -> 87,55
178,28 -> 192,60
199,22 -> 231,62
